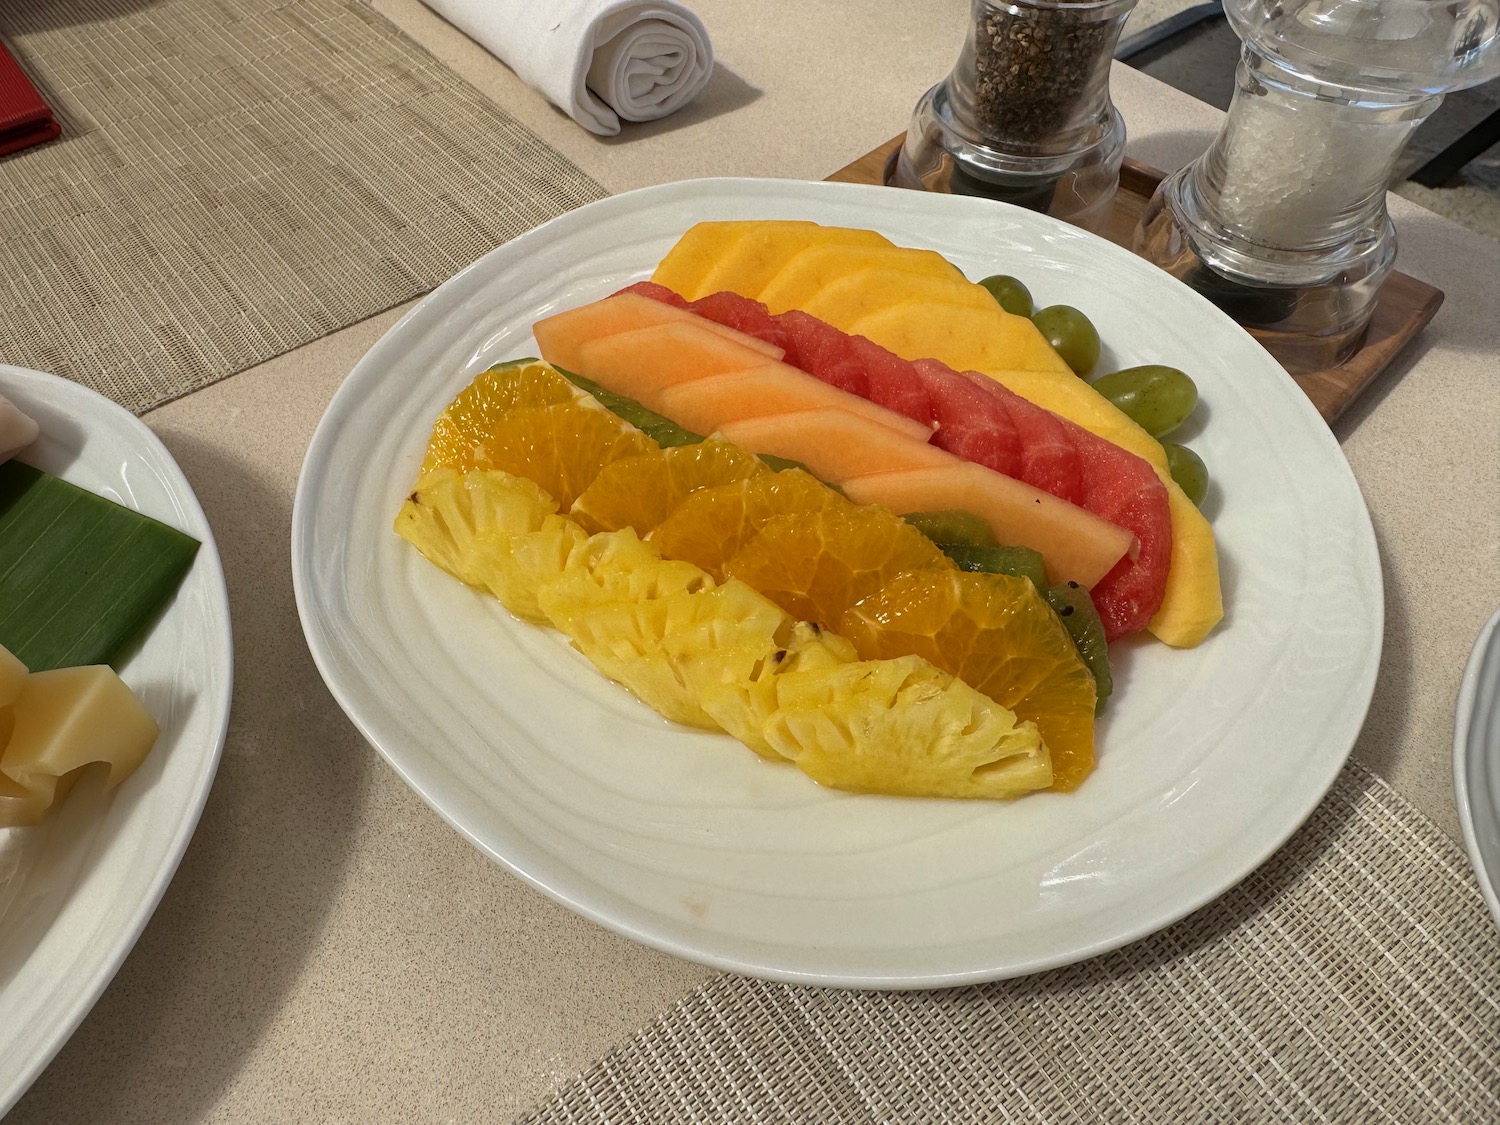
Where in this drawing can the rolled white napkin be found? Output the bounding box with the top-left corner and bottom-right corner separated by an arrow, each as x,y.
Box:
420,0 -> 714,137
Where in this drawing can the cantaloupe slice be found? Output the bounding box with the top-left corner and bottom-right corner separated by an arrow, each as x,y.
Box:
756,246 -> 970,313
849,302 -> 1075,378
841,464 -> 1135,589
565,323 -> 775,410
714,409 -> 955,479
799,270 -> 999,323
654,222 -> 892,302
655,366 -> 933,443
533,293 -> 783,372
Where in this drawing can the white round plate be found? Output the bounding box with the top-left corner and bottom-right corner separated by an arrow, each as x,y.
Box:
1455,607 -> 1500,931
0,366 -> 232,1115
292,179 -> 1382,988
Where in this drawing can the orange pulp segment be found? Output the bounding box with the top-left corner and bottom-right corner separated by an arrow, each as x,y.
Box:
723,507 -> 950,628
420,362 -> 576,478
648,468 -> 844,580
570,439 -> 768,535
434,399 -> 653,510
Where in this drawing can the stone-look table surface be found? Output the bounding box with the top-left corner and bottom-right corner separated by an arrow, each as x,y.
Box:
8,0 -> 1498,1120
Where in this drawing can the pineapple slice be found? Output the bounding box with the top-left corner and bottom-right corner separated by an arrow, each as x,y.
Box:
395,445 -> 1056,798
539,568 -> 793,735
395,469 -> 588,623
760,657 -> 1051,799
700,626 -> 1050,799
699,622 -> 855,759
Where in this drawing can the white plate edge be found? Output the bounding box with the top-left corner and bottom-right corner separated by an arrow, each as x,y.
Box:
0,365 -> 234,1114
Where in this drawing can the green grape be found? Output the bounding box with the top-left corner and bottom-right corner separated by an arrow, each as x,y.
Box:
1031,305 -> 1100,376
902,509 -> 998,549
1164,443 -> 1209,507
1044,582 -> 1113,714
978,274 -> 1033,317
1090,365 -> 1199,438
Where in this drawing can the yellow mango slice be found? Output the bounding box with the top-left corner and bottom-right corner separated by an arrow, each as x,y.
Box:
799,269 -> 999,323
756,245 -> 969,312
849,301 -> 1075,377
653,221 -> 891,302
649,221 -> 765,297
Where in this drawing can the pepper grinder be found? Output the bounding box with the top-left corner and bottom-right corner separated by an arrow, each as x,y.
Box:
894,0 -> 1140,231
1135,0 -> 1500,368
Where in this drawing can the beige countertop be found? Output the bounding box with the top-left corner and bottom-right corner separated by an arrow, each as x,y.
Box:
8,1 -> 1499,1120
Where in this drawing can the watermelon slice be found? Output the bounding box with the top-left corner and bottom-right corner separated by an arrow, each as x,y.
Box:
948,365 -> 1170,637
686,290 -> 935,428
911,359 -> 1025,483
616,280 -> 689,308
689,291 -> 792,355
1069,434 -> 1173,639
846,336 -> 935,427
774,310 -> 869,398
956,369 -> 1084,506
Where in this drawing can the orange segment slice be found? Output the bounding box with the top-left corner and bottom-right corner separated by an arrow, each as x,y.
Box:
420,362 -> 576,478
840,570 -> 1098,790
570,439 -> 768,535
648,468 -> 842,580
429,399 -> 653,510
723,507 -> 950,628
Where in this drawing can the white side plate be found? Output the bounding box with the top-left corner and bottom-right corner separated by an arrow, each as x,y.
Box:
0,366 -> 233,1116
292,179 -> 1382,988
1456,607 -> 1500,930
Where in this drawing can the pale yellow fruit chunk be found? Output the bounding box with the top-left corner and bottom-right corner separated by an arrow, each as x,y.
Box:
0,394 -> 39,462
0,665 -> 159,827
0,644 -> 25,709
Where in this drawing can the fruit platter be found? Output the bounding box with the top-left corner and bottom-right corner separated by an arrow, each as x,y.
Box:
292,179 -> 1382,987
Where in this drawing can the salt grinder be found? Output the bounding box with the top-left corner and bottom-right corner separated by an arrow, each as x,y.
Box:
1135,0 -> 1500,367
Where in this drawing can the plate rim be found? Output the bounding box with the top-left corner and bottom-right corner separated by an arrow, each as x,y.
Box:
291,177 -> 1383,988
0,364 -> 234,1115
1455,605 -> 1500,931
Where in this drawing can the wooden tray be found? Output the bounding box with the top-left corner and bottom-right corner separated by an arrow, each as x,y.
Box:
827,137 -> 1444,424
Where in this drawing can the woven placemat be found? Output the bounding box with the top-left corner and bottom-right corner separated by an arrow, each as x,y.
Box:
521,759 -> 1500,1124
0,0 -> 604,415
